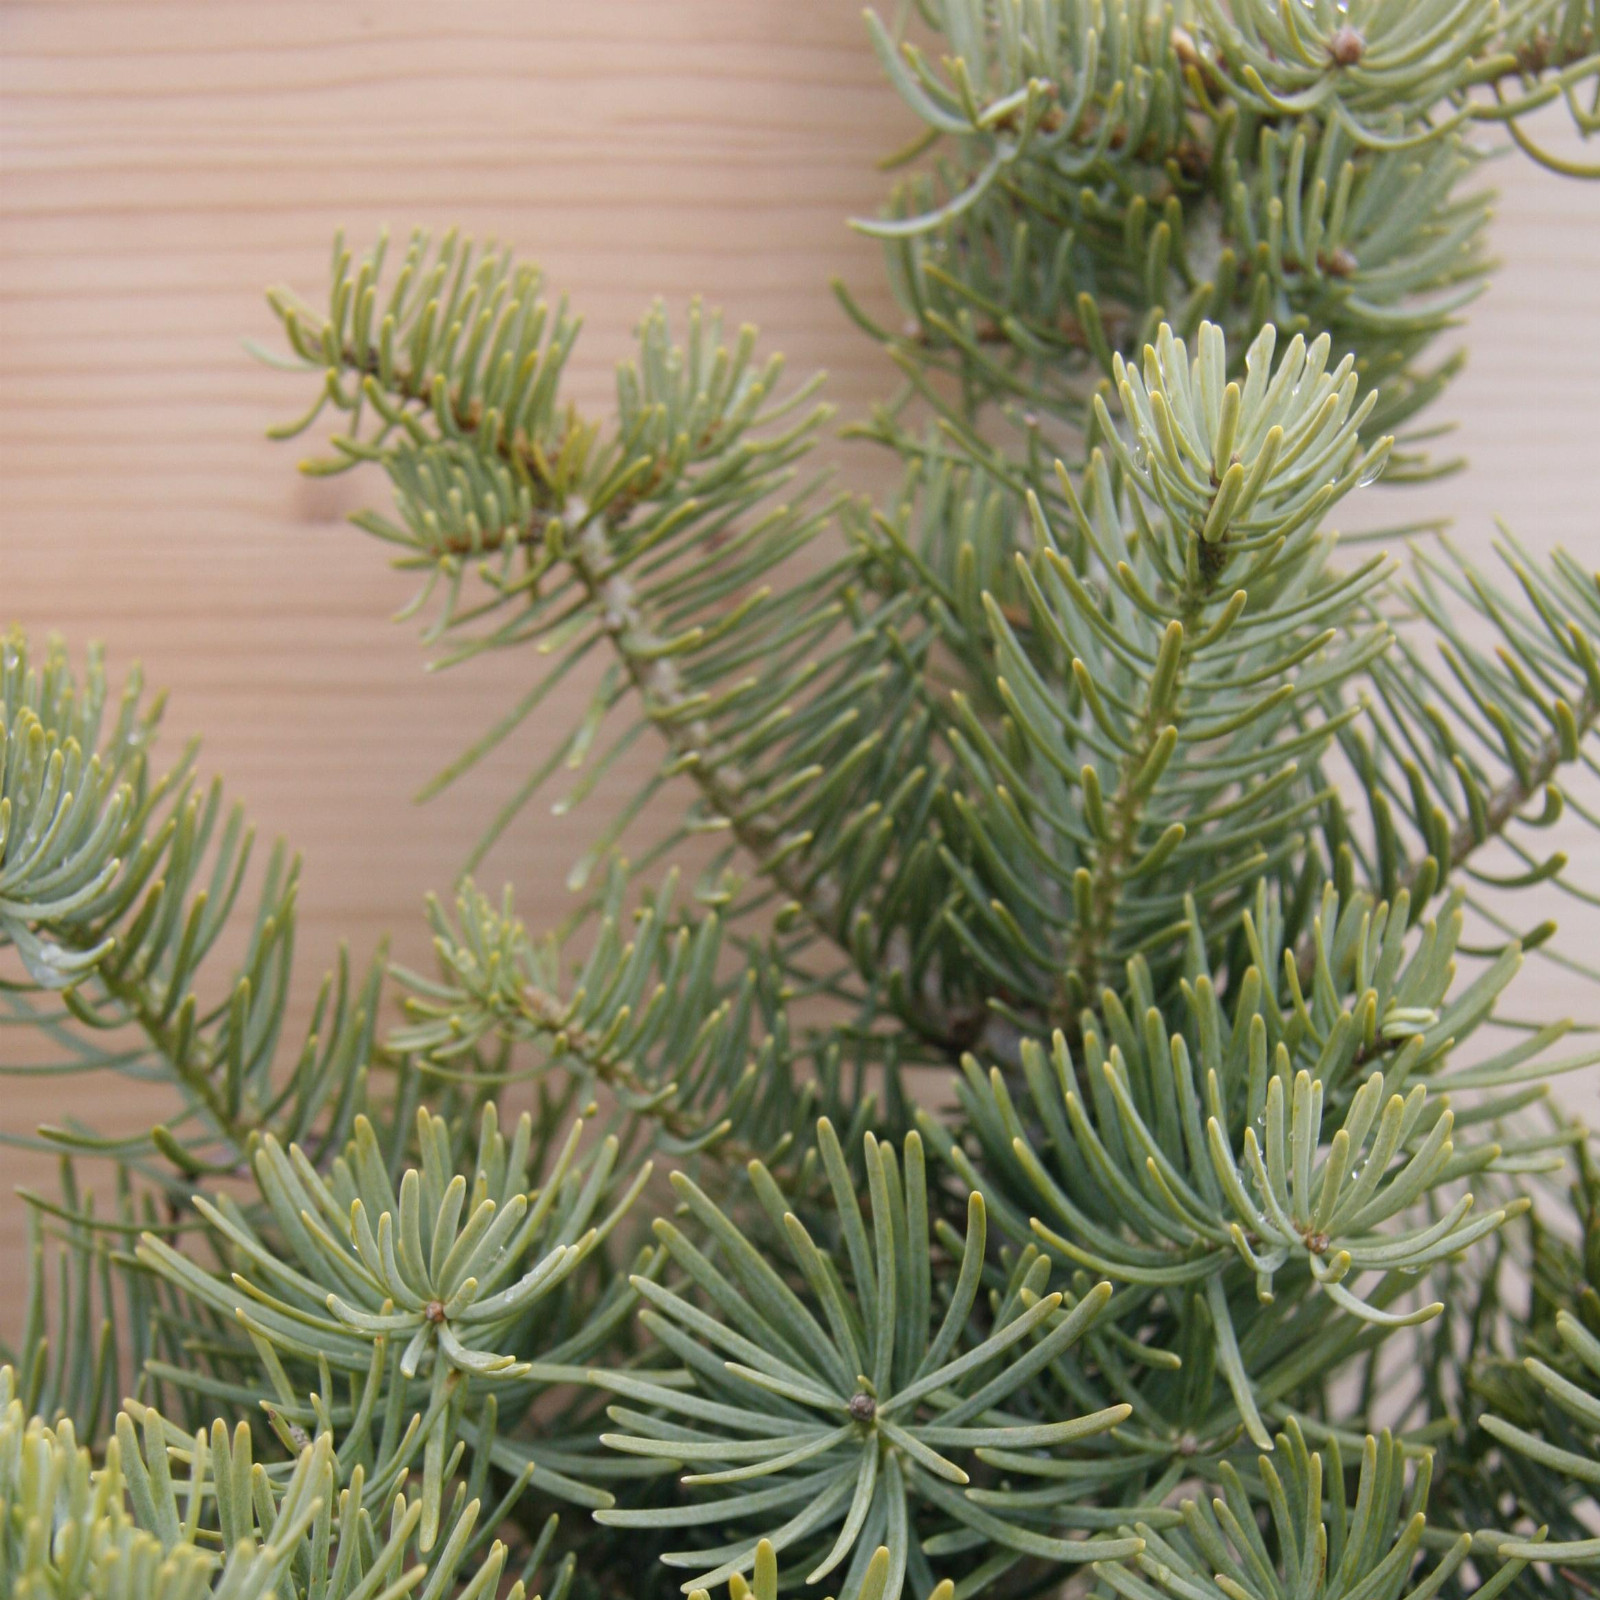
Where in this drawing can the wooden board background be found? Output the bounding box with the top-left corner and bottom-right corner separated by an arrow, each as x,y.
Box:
3,2 -> 1599,1295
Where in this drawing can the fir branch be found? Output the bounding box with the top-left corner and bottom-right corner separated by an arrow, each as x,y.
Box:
1,630 -> 384,1181
265,236 -> 975,1050
942,318 -> 1392,1011
389,873 -> 809,1160
928,876 -> 1576,1452
7,11 -> 1600,1600
593,1120 -> 1144,1600
1095,1417 -> 1486,1600
0,1365 -> 535,1600
1439,686 -> 1600,883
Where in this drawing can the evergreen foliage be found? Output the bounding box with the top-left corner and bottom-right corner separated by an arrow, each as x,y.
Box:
4,4 -> 1600,1599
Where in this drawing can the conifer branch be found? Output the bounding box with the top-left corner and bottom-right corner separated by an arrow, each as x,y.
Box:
8,8 -> 1600,1600
1442,686 -> 1600,880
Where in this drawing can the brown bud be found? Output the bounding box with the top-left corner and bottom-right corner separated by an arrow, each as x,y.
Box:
848,1391 -> 877,1422
424,1299 -> 447,1323
1327,27 -> 1365,67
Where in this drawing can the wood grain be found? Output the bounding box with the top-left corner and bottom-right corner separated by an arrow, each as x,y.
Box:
2,3 -> 1598,1293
